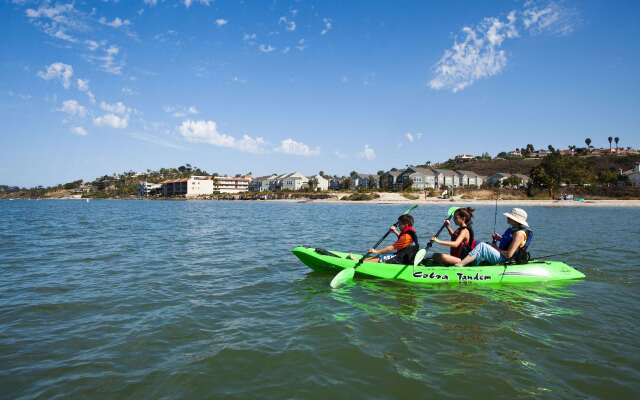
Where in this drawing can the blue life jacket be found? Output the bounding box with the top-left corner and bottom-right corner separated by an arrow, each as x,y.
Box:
499,227 -> 533,264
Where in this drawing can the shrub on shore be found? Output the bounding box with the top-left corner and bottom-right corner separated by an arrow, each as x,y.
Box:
341,192 -> 380,201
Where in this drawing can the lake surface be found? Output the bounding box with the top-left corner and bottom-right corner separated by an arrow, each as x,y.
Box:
1,200 -> 639,399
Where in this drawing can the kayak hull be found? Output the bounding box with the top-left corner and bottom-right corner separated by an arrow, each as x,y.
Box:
292,246 -> 586,285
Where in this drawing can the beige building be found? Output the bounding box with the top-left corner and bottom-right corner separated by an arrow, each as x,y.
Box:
213,175 -> 252,193
162,176 -> 214,197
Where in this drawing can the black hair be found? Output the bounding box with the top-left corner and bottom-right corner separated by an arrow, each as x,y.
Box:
454,207 -> 474,245
397,214 -> 414,226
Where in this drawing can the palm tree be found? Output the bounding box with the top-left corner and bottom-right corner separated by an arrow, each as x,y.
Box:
608,136 -> 613,152
615,137 -> 619,151
585,138 -> 592,149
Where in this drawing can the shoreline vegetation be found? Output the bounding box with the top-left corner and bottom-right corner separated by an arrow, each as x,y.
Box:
3,151 -> 640,204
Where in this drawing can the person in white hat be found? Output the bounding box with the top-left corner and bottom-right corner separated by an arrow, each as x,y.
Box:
455,208 -> 531,266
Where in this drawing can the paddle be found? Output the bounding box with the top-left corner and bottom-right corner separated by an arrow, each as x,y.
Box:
330,204 -> 418,289
412,206 -> 459,268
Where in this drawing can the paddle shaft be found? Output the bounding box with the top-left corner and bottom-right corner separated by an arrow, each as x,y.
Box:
425,219 -> 451,250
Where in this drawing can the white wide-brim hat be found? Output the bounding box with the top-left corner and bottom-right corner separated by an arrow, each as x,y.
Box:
503,208 -> 529,228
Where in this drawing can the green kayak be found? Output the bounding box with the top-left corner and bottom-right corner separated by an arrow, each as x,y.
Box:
292,246 -> 586,284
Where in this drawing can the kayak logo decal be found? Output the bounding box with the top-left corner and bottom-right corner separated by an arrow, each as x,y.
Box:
413,271 -> 449,280
412,271 -> 492,281
456,272 -> 491,281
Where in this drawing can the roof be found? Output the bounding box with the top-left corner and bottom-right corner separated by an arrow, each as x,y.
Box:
411,167 -> 436,176
161,178 -> 189,184
432,168 -> 457,176
385,169 -> 403,177
455,170 -> 480,177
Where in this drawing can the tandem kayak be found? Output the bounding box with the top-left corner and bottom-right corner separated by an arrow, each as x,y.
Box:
292,246 -> 586,285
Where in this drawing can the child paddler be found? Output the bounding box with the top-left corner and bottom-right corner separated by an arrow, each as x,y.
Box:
364,214 -> 419,264
431,207 -> 475,265
455,208 -> 531,266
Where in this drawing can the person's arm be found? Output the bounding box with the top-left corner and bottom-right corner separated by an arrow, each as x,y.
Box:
501,231 -> 525,258
368,244 -> 396,255
432,229 -> 468,248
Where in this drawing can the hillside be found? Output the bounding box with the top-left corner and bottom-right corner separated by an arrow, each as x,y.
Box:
432,154 -> 640,177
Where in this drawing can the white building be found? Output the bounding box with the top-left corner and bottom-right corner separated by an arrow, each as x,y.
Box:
213,175 -> 252,193
162,176 -> 214,197
623,163 -> 640,186
486,173 -> 529,188
308,174 -> 329,191
138,181 -> 162,196
397,167 -> 437,190
455,170 -> 485,188
433,169 -> 459,188
278,172 -> 309,191
249,174 -> 278,192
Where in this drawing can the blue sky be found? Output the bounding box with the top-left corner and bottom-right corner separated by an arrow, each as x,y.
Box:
1,0 -> 639,187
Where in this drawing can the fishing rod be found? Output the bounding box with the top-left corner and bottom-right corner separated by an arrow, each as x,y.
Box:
492,185 -> 499,246
532,247 -> 618,260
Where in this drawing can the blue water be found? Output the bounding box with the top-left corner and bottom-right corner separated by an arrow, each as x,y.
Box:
1,200 -> 639,399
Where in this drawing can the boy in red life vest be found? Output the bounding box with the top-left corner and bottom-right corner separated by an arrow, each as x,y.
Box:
364,214 -> 419,264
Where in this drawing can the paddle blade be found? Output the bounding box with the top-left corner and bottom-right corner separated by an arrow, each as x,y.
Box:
330,267 -> 355,289
414,248 -> 427,267
447,206 -> 459,218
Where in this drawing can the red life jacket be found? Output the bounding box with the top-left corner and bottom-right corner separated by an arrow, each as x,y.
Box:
450,227 -> 475,258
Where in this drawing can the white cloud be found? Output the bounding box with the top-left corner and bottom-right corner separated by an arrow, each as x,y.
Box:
121,87 -> 137,96
93,114 -> 128,129
243,33 -> 257,42
321,18 -> 333,35
76,79 -> 95,103
523,2 -> 576,35
214,19 -> 228,27
99,45 -> 124,75
85,40 -> 100,51
429,15 -> 517,93
275,138 -> 319,156
38,62 -> 74,88
178,120 -> 266,153
404,132 -> 423,143
25,3 -> 85,43
358,144 -> 376,161
58,99 -> 86,117
278,16 -> 296,32
184,0 -> 210,8
259,44 -> 275,53
100,101 -> 130,115
144,0 -> 158,6
296,39 -> 306,51
163,105 -> 199,118
430,2 -> 576,93
99,17 -> 131,28
71,126 -> 88,136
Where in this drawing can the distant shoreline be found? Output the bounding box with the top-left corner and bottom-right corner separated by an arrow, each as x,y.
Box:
3,197 -> 640,207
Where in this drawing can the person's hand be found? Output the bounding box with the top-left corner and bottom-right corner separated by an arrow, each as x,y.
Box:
368,248 -> 377,254
492,232 -> 501,241
389,225 -> 400,235
431,236 -> 439,243
443,219 -> 450,227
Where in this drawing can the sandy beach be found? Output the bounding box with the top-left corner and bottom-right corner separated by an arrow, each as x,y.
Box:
304,192 -> 640,207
